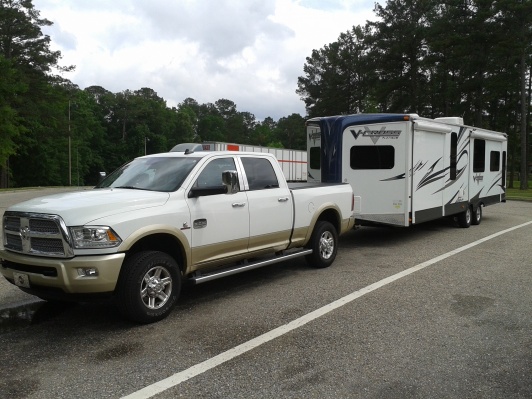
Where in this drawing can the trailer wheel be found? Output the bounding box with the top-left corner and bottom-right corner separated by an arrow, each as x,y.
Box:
305,221 -> 338,268
457,206 -> 472,228
116,251 -> 181,323
472,205 -> 482,225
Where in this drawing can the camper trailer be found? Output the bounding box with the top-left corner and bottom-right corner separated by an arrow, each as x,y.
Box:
306,113 -> 507,228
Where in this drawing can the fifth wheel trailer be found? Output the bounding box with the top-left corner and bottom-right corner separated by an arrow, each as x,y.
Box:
306,113 -> 507,228
171,142 -> 307,182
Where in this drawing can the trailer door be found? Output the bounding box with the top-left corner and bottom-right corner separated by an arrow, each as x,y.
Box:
469,130 -> 508,206
306,123 -> 322,183
411,121 -> 453,224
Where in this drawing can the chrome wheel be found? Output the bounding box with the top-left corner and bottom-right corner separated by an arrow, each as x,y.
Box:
319,230 -> 335,260
141,265 -> 173,310
117,251 -> 181,323
305,221 -> 338,268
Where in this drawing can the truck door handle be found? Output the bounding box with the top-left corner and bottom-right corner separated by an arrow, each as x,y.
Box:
278,197 -> 290,202
232,202 -> 246,207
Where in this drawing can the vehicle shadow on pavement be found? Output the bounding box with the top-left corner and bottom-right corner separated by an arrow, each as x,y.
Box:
1,257 -> 312,331
31,301 -> 79,324
21,300 -> 130,331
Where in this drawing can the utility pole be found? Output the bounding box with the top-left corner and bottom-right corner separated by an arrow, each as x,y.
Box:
69,100 -> 72,186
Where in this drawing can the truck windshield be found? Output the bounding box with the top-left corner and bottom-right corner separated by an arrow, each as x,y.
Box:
96,157 -> 200,192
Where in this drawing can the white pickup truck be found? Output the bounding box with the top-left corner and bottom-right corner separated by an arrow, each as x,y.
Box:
1,151 -> 354,323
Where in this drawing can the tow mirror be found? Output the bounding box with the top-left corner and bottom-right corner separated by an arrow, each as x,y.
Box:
222,170 -> 239,194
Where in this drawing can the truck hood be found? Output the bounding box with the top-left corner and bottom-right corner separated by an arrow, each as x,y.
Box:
8,188 -> 170,225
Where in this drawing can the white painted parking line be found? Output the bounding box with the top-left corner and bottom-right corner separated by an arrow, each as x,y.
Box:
122,220 -> 532,399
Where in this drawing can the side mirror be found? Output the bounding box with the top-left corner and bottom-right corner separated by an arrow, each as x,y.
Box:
222,170 -> 239,194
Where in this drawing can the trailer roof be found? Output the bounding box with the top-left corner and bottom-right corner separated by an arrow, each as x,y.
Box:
306,113 -> 414,131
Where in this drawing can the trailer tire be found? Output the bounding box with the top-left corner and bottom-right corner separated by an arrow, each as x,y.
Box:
457,206 -> 472,228
472,205 -> 482,225
305,221 -> 338,268
116,251 -> 181,324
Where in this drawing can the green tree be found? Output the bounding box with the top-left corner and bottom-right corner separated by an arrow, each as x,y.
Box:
297,25 -> 373,117
0,55 -> 25,187
0,0 -> 73,187
253,117 -> 276,146
274,114 -> 306,150
495,0 -> 532,189
367,0 -> 434,114
171,105 -> 197,146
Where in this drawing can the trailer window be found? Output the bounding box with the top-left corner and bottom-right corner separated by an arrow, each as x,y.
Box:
309,147 -> 321,170
502,151 -> 506,186
490,151 -> 500,171
350,146 -> 394,169
473,139 -> 485,172
450,133 -> 457,180
241,157 -> 279,190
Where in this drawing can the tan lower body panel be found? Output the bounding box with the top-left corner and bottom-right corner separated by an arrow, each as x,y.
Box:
0,250 -> 125,294
190,230 -> 292,272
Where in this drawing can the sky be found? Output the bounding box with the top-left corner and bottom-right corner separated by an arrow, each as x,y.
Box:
34,0 -> 377,121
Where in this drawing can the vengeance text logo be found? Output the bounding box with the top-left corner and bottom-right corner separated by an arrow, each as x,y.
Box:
350,126 -> 401,144
308,131 -> 321,145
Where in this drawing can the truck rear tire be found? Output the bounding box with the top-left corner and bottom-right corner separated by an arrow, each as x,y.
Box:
305,221 -> 338,268
116,251 -> 181,324
457,206 -> 472,228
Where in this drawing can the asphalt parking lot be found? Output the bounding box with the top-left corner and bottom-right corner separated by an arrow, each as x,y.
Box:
0,188 -> 531,398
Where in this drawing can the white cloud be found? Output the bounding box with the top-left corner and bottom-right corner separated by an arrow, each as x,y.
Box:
35,0 -> 376,120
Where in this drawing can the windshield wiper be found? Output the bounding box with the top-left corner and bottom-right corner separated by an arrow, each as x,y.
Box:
115,186 -> 151,190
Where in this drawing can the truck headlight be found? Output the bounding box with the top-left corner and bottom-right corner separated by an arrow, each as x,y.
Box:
70,226 -> 122,249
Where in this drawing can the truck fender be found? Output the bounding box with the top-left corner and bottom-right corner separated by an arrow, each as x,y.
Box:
303,203 -> 343,245
117,224 -> 191,272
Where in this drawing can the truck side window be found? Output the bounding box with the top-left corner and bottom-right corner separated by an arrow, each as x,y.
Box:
241,157 -> 279,190
350,146 -> 395,169
195,158 -> 237,189
473,139 -> 486,172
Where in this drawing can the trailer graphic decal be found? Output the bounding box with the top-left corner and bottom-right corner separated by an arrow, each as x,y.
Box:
380,173 -> 406,181
488,173 -> 504,193
470,188 -> 483,204
446,190 -> 460,205
433,165 -> 467,194
416,158 -> 448,190
350,126 -> 401,144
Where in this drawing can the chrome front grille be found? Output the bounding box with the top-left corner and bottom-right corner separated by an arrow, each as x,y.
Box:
2,212 -> 73,258
30,219 -> 60,234
4,216 -> 20,231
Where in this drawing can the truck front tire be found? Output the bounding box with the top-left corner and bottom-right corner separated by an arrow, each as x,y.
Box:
116,251 -> 181,324
305,221 -> 338,269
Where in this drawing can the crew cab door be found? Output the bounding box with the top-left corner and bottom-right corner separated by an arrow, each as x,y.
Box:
239,156 -> 293,253
186,156 -> 249,267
